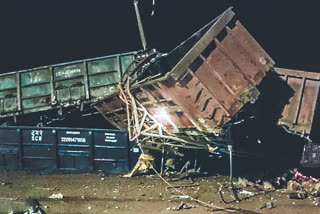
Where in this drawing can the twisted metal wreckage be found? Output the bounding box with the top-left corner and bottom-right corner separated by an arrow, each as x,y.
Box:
93,6 -> 320,175
0,5 -> 319,213
94,7 -> 273,152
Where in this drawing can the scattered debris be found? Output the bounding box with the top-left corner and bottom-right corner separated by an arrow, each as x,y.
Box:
165,158 -> 175,170
301,180 -> 320,197
237,178 -> 249,188
177,169 -> 199,181
170,195 -> 190,199
1,182 -> 12,186
170,202 -> 196,211
287,181 -> 301,191
292,169 -> 319,183
123,154 -> 154,177
260,202 -> 275,209
35,186 -> 58,191
236,177 -> 266,192
284,170 -> 320,201
167,184 -> 199,189
239,190 -> 255,196
48,193 -> 64,200
0,197 -> 20,201
288,191 -> 308,199
263,181 -> 275,191
9,198 -> 46,214
218,183 -> 241,204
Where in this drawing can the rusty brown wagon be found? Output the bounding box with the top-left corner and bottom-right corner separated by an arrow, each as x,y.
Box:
93,8 -> 275,154
274,68 -> 320,136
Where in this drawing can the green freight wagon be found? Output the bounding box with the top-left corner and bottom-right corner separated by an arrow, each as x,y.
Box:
0,52 -> 136,122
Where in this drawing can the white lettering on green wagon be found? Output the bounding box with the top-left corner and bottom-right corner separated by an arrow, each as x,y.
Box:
61,137 -> 87,143
31,130 -> 43,142
55,65 -> 82,80
55,68 -> 81,77
104,132 -> 117,143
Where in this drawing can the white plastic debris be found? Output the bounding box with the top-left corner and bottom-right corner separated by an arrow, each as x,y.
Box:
239,190 -> 255,196
171,195 -> 190,199
49,193 -> 64,199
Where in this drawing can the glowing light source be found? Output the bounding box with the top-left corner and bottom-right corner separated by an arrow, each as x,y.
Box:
153,110 -> 170,121
152,109 -> 177,131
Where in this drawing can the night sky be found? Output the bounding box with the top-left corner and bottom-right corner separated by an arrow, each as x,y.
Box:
0,0 -> 319,73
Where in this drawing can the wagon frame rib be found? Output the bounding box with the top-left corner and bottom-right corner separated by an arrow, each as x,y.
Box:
118,79 -> 207,150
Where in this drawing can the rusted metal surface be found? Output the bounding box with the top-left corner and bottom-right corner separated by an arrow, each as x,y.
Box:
0,52 -> 136,118
94,8 -> 274,149
275,67 -> 320,135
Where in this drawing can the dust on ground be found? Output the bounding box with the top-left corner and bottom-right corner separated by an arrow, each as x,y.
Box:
0,172 -> 319,214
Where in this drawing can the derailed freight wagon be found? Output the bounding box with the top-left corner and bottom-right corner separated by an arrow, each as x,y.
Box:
273,68 -> 320,167
274,68 -> 320,136
93,8 -> 276,155
93,8 -> 320,159
0,52 -> 136,124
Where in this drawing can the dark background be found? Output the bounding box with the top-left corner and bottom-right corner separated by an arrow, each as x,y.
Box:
0,0 -> 319,175
0,0 -> 319,73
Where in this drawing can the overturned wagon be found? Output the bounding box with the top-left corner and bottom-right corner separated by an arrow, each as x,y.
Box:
94,8 -> 275,154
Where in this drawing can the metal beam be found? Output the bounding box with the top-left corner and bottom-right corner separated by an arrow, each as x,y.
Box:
169,7 -> 235,80
134,0 -> 147,50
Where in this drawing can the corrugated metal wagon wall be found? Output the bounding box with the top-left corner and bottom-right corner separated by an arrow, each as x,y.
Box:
0,126 -> 140,174
93,8 -> 275,149
0,52 -> 136,119
275,68 -> 320,135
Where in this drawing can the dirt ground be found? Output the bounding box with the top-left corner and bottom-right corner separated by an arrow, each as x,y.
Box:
0,172 -> 319,214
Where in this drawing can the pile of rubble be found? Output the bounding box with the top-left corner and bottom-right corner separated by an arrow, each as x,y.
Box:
287,170 -> 320,200
232,169 -> 320,209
